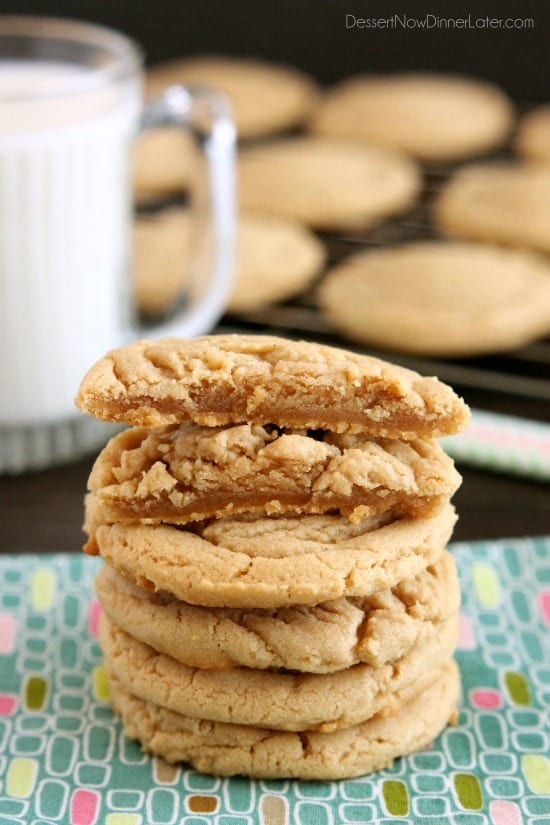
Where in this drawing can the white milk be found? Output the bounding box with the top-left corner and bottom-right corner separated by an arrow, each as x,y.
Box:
0,61 -> 141,425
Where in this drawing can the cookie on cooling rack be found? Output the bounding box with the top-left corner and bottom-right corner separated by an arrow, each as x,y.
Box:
515,105 -> 550,164
433,163 -> 550,254
133,129 -> 196,201
310,72 -> 514,162
318,241 -> 550,356
133,210 -> 325,316
145,55 -> 319,139
238,137 -> 421,230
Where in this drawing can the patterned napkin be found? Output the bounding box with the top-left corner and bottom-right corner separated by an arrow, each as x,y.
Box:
0,537 -> 549,825
442,408 -> 550,482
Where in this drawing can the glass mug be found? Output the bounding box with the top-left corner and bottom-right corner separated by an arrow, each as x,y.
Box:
0,16 -> 235,473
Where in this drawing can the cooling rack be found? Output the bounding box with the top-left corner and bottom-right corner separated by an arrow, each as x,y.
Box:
136,130 -> 550,423
220,162 -> 550,423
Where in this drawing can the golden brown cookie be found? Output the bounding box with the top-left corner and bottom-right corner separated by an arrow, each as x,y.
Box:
88,422 -> 460,525
238,137 -> 421,230
433,163 -> 550,254
75,335 -> 469,437
108,659 -> 459,778
96,551 -> 459,673
85,501 -> 456,608
133,209 -> 193,314
145,55 -> 319,139
99,611 -> 457,731
133,210 -> 325,316
310,73 -> 513,161
318,241 -> 550,357
133,129 -> 196,201
515,105 -> 550,164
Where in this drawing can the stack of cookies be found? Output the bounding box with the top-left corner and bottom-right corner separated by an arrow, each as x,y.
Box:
76,334 -> 469,780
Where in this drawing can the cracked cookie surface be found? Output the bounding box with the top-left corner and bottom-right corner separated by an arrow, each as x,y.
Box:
107,659 -> 459,779
86,501 -> 456,608
88,422 -> 461,525
99,611 -> 457,732
96,551 -> 459,673
75,334 -> 469,437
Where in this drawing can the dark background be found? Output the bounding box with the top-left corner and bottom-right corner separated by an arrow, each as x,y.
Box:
1,0 -> 549,550
3,0 -> 549,99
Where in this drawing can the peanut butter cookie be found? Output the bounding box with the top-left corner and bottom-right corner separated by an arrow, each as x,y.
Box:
310,73 -> 513,161
88,423 -> 460,525
75,335 -> 469,437
85,501 -> 456,608
238,137 -> 421,230
515,105 -> 550,165
133,211 -> 325,316
145,56 -> 319,139
96,552 -> 459,673
319,241 -> 550,356
99,611 -> 457,732
133,129 -> 196,201
434,163 -> 550,254
108,659 -> 459,779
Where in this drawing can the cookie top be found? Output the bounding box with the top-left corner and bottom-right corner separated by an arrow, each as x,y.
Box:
109,659 -> 459,779
226,214 -> 326,313
86,502 -> 456,608
100,611 -> 457,731
310,72 -> 513,161
433,163 -> 550,254
133,210 -> 325,316
515,105 -> 550,164
319,241 -> 550,357
96,551 -> 459,673
238,137 -> 421,230
133,209 -> 193,315
75,335 -> 469,437
145,55 -> 319,139
88,423 -> 460,525
133,129 -> 196,200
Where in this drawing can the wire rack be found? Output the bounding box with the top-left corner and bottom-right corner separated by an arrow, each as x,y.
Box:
220,163 -> 550,421
136,127 -> 550,422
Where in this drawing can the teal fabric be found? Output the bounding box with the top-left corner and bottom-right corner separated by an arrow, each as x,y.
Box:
0,537 -> 549,824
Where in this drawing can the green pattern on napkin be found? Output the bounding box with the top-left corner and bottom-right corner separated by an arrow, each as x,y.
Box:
0,538 -> 549,824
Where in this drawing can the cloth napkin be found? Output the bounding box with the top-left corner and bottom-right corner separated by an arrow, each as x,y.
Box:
0,537 -> 549,824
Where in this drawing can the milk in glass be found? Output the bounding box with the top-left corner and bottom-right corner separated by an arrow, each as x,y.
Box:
0,61 -> 140,425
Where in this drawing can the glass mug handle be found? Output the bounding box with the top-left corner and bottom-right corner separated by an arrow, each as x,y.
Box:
135,85 -> 236,338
